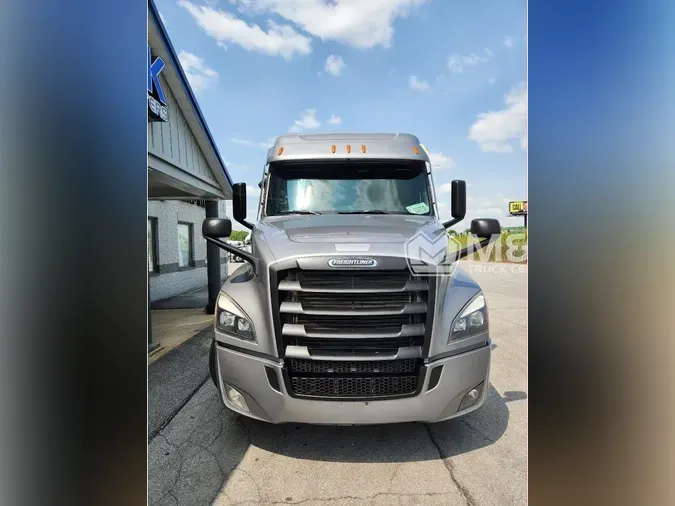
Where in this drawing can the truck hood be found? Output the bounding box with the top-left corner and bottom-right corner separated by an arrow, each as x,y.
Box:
254,214 -> 448,261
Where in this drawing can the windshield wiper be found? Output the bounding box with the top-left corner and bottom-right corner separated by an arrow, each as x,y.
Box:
274,210 -> 321,216
337,210 -> 390,214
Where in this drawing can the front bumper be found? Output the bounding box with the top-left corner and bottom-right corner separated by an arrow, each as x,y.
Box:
215,342 -> 491,425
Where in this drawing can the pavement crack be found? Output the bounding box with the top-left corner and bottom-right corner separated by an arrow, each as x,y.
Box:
462,419 -> 496,444
227,468 -> 262,505
261,491 -> 450,504
167,441 -> 189,500
424,424 -> 478,506
387,462 -> 402,492
155,433 -> 177,450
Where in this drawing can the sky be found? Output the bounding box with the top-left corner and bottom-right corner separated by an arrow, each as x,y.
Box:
156,0 -> 527,230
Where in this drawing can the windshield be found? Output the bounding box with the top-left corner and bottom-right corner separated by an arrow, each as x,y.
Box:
265,161 -> 432,216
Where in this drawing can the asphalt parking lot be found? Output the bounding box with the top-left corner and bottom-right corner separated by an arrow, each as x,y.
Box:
148,261 -> 527,506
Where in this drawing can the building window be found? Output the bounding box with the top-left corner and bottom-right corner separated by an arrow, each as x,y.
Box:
177,222 -> 194,268
148,217 -> 159,273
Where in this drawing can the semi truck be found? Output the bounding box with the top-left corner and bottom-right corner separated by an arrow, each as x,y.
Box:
203,133 -> 501,424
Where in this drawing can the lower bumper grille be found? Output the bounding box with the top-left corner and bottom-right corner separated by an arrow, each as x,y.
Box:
286,358 -> 420,399
290,375 -> 418,398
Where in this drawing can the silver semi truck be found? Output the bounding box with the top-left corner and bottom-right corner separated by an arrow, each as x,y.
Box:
203,133 -> 501,425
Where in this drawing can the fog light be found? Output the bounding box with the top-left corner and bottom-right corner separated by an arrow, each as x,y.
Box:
224,383 -> 249,413
458,382 -> 484,412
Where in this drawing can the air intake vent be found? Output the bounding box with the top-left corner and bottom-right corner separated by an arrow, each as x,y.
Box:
290,376 -> 418,398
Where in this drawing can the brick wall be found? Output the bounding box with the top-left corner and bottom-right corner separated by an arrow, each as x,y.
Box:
148,200 -> 229,301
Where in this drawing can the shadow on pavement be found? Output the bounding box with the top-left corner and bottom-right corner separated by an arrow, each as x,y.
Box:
151,286 -> 209,310
148,326 -> 213,439
242,384 -> 526,463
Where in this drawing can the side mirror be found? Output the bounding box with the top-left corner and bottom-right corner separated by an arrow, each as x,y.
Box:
451,180 -> 466,219
442,180 -> 467,229
233,182 -> 247,222
202,218 -> 232,239
471,218 -> 501,239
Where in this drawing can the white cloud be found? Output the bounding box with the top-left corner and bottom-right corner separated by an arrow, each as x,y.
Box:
448,48 -> 492,73
232,0 -> 427,49
436,183 -> 451,195
427,152 -> 455,170
324,54 -> 345,76
246,184 -> 261,196
231,137 -> 275,149
179,1 -> 312,60
178,51 -> 219,92
327,114 -> 342,125
409,75 -> 429,91
224,159 -> 249,172
468,82 -> 527,153
504,36 -> 514,48
289,108 -> 320,133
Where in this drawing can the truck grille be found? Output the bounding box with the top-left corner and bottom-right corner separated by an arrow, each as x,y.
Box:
291,376 -> 418,398
273,267 -> 430,399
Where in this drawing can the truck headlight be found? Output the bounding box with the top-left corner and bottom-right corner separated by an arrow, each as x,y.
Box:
449,293 -> 488,342
216,294 -> 256,343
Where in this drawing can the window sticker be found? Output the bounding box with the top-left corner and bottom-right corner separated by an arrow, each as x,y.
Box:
406,202 -> 429,214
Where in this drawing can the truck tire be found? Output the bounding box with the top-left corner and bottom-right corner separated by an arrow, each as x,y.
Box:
209,339 -> 220,389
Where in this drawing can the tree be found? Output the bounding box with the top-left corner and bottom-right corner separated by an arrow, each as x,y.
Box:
229,230 -> 249,242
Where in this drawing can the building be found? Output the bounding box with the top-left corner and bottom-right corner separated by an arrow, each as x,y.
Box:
147,0 -> 233,307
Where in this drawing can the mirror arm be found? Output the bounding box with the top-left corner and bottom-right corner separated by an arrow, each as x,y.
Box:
235,217 -> 255,230
454,235 -> 497,261
203,236 -> 258,274
442,217 -> 463,229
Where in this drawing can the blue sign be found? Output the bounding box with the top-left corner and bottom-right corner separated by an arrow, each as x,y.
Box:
148,46 -> 169,122
148,46 -> 167,105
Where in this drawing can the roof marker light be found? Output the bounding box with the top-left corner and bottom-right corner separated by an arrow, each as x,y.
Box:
331,145 -> 336,153
361,145 -> 366,153
413,146 -> 419,155
278,147 -> 284,155
346,144 -> 351,153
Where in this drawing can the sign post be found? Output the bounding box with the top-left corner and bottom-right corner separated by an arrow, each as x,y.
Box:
508,200 -> 528,228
